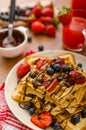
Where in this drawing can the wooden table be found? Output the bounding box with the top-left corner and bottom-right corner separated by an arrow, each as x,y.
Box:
0,0 -> 86,85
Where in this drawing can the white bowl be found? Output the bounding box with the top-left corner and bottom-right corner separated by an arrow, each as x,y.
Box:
0,26 -> 27,58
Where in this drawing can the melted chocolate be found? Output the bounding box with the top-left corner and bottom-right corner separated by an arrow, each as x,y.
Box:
0,29 -> 24,48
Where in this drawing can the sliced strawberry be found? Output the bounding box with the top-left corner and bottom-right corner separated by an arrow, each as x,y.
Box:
36,58 -> 46,70
27,14 -> 37,25
17,63 -> 31,78
40,111 -> 53,127
69,71 -> 86,84
58,6 -> 72,26
30,111 -> 53,128
46,78 -> 58,92
30,114 -> 45,129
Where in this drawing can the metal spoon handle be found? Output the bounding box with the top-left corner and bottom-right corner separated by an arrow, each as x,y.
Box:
9,0 -> 15,23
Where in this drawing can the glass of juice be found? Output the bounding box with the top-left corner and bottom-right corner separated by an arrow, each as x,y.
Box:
62,9 -> 86,52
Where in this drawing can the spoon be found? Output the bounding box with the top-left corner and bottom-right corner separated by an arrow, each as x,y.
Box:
3,0 -> 16,48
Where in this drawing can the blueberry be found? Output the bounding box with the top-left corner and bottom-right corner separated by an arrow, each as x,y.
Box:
57,75 -> 63,81
29,107 -> 35,115
50,62 -> 55,68
53,64 -> 61,72
77,63 -> 82,68
24,102 -> 33,110
53,122 -> 61,130
27,36 -> 32,42
27,94 -> 35,98
65,82 -> 71,88
1,15 -> 8,21
46,67 -> 54,75
29,72 -> 36,78
38,45 -> 44,51
15,6 -> 20,15
71,115 -> 80,125
62,65 -> 70,73
81,109 -> 86,118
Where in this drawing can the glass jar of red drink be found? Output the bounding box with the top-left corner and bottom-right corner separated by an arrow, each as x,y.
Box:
62,13 -> 86,51
62,0 -> 86,52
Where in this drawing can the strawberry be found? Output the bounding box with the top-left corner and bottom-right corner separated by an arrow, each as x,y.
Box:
31,114 -> 45,129
25,50 -> 36,57
39,111 -> 53,127
17,63 -> 31,78
30,111 -> 53,128
46,24 -> 56,37
58,6 -> 72,26
31,21 -> 45,34
27,14 -> 37,25
36,58 -> 46,70
46,78 -> 58,92
69,71 -> 86,84
41,7 -> 54,17
30,3 -> 42,17
39,16 -> 53,24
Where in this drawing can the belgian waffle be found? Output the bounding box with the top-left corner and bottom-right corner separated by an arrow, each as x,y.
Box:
12,53 -> 86,130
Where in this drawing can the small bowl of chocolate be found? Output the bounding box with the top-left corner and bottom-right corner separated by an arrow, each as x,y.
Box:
0,26 -> 27,58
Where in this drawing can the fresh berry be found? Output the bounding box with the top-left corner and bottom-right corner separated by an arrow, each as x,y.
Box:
31,114 -> 45,128
29,72 -> 36,78
25,50 -> 36,57
27,36 -> 32,42
71,114 -> 80,125
38,45 -> 44,51
31,21 -> 45,34
57,75 -> 63,81
39,16 -> 53,24
30,111 -> 53,129
36,59 -> 46,69
46,24 -> 56,37
62,65 -> 70,72
53,64 -> 61,72
27,14 -> 37,25
81,109 -> 86,118
39,111 -> 53,127
29,107 -> 35,115
46,78 -> 58,92
24,102 -> 33,110
17,63 -> 31,78
46,67 -> 54,76
77,63 -> 82,68
30,3 -> 42,17
65,82 -> 71,88
50,62 -> 55,68
53,122 -> 61,130
41,7 -> 54,17
58,6 -> 72,26
69,71 -> 86,84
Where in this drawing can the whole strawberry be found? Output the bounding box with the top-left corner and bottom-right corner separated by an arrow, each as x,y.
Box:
31,21 -> 45,34
17,63 -> 31,78
58,6 -> 72,26
46,24 -> 56,37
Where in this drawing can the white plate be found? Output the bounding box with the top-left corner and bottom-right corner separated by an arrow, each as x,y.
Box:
4,50 -> 86,130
